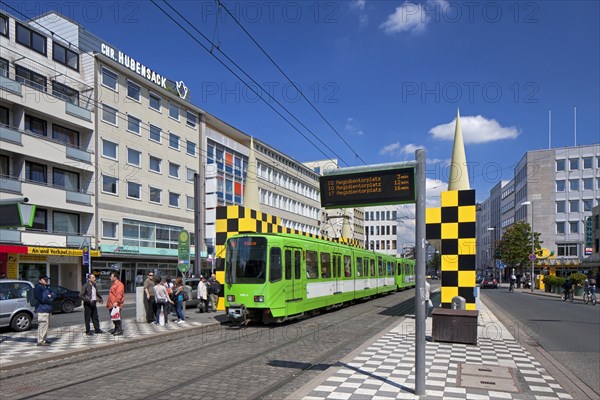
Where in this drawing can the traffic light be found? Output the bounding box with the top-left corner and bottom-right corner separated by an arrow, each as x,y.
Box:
494,249 -> 501,259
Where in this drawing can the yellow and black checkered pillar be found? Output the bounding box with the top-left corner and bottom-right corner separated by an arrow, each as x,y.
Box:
426,189 -> 477,310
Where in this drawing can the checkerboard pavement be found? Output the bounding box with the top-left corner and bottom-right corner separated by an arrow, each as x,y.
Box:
0,314 -> 221,368
296,301 -> 573,400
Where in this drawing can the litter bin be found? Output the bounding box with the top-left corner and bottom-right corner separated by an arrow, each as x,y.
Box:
451,296 -> 466,310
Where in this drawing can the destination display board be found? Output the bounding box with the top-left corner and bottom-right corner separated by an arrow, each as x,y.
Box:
319,167 -> 415,208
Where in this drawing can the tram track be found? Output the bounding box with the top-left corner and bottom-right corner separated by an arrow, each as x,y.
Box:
2,290 -> 416,400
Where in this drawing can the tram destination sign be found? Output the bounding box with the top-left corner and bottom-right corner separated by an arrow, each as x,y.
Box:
319,166 -> 415,208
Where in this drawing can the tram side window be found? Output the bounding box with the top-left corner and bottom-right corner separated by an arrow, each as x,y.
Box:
397,262 -> 401,276
284,249 -> 292,280
320,252 -> 331,278
356,257 -> 363,277
270,247 -> 282,282
370,259 -> 375,276
306,250 -> 318,279
344,255 -> 352,277
294,251 -> 301,280
387,261 -> 393,276
378,257 -> 383,276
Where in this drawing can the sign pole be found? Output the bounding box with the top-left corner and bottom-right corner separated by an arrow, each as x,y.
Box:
414,149 -> 426,395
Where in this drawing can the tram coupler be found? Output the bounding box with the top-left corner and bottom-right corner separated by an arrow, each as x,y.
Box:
227,303 -> 249,326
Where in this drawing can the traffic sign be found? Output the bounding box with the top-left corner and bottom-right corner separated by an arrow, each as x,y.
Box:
528,253 -> 537,262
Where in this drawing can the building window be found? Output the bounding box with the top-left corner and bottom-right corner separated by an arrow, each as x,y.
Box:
52,124 -> 79,147
102,221 -> 118,239
52,81 -> 79,105
149,186 -> 162,204
0,14 -> 8,38
126,80 -> 141,101
186,168 -> 196,183
556,222 -> 565,234
127,148 -> 141,167
169,192 -> 180,207
0,105 -> 7,126
53,168 -> 79,191
53,211 -> 79,234
186,195 -> 194,210
569,158 -> 579,170
33,208 -> 47,231
15,65 -> 47,91
127,181 -> 141,200
569,221 -> 579,234
149,155 -> 162,173
101,66 -> 118,90
25,115 -> 47,136
169,132 -> 180,150
556,180 -> 565,192
186,111 -> 197,128
122,219 -> 183,249
557,243 -> 578,257
556,201 -> 565,213
583,199 -> 593,212
168,162 -> 179,178
127,115 -> 141,135
186,140 -> 196,156
25,161 -> 47,184
149,124 -> 161,143
569,179 -> 579,191
102,104 -> 118,125
583,178 -> 593,191
0,154 -> 8,176
102,175 -> 118,194
149,92 -> 161,111
52,42 -> 78,71
169,103 -> 179,120
16,23 -> 46,55
569,200 -> 579,213
583,157 -> 592,169
0,57 -> 7,78
102,139 -> 118,159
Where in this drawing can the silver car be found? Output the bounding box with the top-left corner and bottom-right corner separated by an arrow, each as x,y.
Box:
0,280 -> 37,331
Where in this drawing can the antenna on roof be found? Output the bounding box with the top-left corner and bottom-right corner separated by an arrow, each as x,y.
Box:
574,106 -> 577,146
548,110 -> 551,149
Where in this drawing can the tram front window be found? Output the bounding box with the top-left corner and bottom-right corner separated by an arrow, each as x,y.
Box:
226,237 -> 267,284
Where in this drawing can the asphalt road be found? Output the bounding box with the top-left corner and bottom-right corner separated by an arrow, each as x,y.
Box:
481,286 -> 600,396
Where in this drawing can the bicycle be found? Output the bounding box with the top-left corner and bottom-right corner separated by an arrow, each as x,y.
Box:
583,288 -> 597,305
561,289 -> 573,302
508,282 -> 515,293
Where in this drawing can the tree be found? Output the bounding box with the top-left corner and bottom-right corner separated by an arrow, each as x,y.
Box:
427,251 -> 440,274
496,221 -> 542,273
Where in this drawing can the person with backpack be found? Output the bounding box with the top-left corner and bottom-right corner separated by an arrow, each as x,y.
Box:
207,273 -> 220,312
34,275 -> 56,346
585,275 -> 597,297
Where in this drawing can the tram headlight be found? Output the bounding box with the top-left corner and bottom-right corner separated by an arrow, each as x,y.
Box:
227,295 -> 235,302
253,295 -> 264,303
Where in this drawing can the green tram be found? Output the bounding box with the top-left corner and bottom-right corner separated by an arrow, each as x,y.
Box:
224,233 -> 415,324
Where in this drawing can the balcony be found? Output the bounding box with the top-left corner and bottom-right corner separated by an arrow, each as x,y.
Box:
0,175 -> 21,194
0,74 -> 22,96
19,230 -> 96,249
0,125 -> 93,166
13,179 -> 94,212
0,228 -> 21,243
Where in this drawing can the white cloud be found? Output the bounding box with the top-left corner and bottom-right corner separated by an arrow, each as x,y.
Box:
345,117 -> 364,136
379,142 -> 425,157
350,0 -> 369,27
351,0 -> 366,11
429,115 -> 520,144
380,0 -> 449,35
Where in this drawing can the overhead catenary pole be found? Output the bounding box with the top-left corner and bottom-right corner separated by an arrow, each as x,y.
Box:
414,149 -> 426,395
194,172 -> 202,278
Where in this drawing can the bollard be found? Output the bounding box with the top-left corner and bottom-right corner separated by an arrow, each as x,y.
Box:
451,296 -> 466,310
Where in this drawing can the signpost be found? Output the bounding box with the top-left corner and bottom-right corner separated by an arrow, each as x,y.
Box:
178,230 -> 190,274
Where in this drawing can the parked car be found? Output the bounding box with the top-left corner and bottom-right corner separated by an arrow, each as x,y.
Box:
0,280 -> 36,331
481,277 -> 498,289
49,285 -> 82,313
183,278 -> 200,308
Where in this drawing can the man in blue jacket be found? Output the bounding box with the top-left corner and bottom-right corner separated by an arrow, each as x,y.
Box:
34,275 -> 56,346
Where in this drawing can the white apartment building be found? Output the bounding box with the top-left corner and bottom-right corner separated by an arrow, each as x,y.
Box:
0,11 -> 96,289
364,205 -> 405,256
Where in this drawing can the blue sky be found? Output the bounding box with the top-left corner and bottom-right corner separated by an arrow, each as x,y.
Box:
10,0 -> 600,203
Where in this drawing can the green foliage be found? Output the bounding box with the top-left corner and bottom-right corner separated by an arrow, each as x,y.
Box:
543,275 -> 565,287
496,221 -> 542,270
567,272 -> 587,286
427,251 -> 440,271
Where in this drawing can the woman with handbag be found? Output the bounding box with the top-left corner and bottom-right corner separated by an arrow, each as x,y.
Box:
153,277 -> 172,325
106,271 -> 125,335
173,277 -> 186,323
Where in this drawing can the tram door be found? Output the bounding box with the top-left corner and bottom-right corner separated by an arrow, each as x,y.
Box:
284,247 -> 303,314
333,253 -> 342,295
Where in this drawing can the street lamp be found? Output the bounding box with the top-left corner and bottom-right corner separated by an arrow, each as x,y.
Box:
487,227 -> 497,282
521,201 -> 534,292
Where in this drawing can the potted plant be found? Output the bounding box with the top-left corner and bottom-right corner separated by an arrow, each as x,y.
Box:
553,276 -> 565,294
568,272 -> 587,296
542,275 -> 554,292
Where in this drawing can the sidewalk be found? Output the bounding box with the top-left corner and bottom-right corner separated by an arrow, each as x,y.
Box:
289,299 -> 575,400
0,305 -> 226,370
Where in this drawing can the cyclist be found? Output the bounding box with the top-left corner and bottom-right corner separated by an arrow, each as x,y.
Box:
509,273 -> 517,292
584,275 -> 596,297
562,279 -> 573,300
